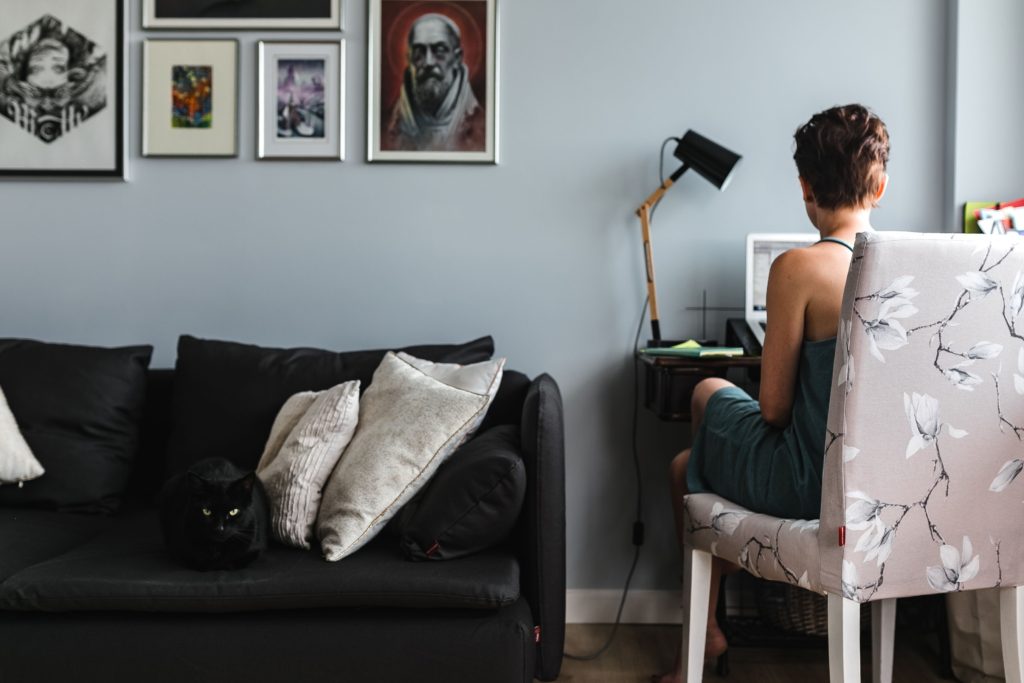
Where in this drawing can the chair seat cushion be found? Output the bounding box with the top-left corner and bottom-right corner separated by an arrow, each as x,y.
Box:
0,509 -> 519,612
0,509 -> 112,583
683,492 -> 823,594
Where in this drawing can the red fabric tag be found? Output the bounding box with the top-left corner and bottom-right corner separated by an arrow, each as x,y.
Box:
838,526 -> 846,547
534,626 -> 541,644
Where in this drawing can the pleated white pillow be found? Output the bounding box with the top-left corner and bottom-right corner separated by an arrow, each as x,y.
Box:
256,390 -> 321,472
256,381 -> 360,549
317,352 -> 504,561
0,386 -> 44,487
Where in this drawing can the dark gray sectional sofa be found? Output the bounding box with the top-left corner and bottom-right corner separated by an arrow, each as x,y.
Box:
0,335 -> 565,683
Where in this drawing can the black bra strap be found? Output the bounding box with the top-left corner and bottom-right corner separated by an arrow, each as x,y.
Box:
817,237 -> 854,252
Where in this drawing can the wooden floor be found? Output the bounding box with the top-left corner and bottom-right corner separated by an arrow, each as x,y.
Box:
558,624 -> 950,682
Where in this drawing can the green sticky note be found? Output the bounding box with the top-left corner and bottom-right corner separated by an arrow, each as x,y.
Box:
964,202 -> 996,234
672,340 -> 702,349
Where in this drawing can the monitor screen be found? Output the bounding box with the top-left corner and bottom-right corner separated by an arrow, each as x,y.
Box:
751,238 -> 815,311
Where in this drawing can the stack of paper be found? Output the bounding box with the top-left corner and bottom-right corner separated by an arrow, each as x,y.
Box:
640,340 -> 744,358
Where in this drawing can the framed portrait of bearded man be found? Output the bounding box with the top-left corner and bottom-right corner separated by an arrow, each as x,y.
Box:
368,0 -> 497,163
0,0 -> 126,178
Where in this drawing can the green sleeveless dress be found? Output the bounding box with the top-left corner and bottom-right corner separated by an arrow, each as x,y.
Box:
685,238 -> 850,520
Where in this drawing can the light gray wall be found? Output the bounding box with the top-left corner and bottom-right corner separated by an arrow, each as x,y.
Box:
951,0 -> 1024,223
0,0 -> 952,591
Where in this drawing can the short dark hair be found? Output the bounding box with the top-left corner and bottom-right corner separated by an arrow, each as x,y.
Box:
793,104 -> 890,210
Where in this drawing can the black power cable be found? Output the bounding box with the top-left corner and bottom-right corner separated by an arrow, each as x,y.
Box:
564,296 -> 648,661
563,137 -> 677,662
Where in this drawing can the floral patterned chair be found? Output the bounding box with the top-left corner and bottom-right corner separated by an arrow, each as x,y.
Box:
681,232 -> 1024,683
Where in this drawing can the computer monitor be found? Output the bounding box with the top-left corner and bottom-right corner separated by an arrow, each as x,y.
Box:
745,233 -> 817,344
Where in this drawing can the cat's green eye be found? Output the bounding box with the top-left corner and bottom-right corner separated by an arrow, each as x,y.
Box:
201,508 -> 212,517
228,508 -> 240,517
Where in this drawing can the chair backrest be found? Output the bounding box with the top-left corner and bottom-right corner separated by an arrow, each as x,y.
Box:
818,231 -> 1024,602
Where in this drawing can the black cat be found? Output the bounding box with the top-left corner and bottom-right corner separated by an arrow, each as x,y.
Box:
160,458 -> 270,571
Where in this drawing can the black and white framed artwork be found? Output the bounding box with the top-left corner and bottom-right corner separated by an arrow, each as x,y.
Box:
143,0 -> 343,30
0,0 -> 126,178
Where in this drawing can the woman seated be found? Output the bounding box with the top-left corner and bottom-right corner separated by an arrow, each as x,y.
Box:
658,103 -> 891,683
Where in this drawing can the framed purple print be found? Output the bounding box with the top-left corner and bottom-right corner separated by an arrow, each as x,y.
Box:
0,0 -> 126,178
258,41 -> 345,160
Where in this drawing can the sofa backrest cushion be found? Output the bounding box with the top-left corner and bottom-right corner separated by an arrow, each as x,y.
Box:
0,339 -> 153,513
478,370 -> 531,431
165,335 -> 495,476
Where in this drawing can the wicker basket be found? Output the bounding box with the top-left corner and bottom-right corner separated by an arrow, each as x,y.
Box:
755,581 -> 869,637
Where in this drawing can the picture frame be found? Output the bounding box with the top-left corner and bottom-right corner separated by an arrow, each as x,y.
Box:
367,0 -> 498,164
0,0 -> 126,178
142,0 -> 343,31
143,39 -> 239,158
258,41 -> 346,161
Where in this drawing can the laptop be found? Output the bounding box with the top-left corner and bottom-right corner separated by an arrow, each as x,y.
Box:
745,233 -> 817,346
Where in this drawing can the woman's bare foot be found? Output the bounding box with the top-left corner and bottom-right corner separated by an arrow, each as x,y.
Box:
705,622 -> 729,658
651,627 -> 729,682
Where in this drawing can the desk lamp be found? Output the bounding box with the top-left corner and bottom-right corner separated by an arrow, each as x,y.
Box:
636,130 -> 742,344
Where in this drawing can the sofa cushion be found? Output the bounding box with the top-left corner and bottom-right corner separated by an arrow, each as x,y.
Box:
0,509 -> 111,582
165,335 -> 494,475
0,339 -> 153,513
0,509 -> 519,612
399,425 -> 526,561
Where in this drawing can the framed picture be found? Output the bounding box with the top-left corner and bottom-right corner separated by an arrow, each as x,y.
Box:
0,0 -> 126,178
368,0 -> 498,163
143,0 -> 342,30
258,41 -> 345,161
143,40 -> 238,158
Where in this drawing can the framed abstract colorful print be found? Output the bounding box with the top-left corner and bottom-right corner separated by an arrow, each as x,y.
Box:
367,0 -> 498,163
143,40 -> 238,158
0,0 -> 126,178
257,41 -> 345,161
143,0 -> 342,31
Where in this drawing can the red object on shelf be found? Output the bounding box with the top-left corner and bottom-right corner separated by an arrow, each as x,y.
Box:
973,197 -> 1024,220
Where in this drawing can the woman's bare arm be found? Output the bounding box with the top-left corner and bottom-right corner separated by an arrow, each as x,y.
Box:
758,250 -> 808,427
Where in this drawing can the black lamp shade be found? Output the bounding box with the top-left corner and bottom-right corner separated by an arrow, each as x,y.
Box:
674,130 -> 742,191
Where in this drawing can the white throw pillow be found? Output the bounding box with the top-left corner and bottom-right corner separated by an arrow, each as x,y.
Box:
317,352 -> 504,561
256,381 -> 360,549
0,386 -> 44,486
256,391 -> 321,472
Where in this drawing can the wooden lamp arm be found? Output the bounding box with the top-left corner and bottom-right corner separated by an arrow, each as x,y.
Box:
635,164 -> 687,343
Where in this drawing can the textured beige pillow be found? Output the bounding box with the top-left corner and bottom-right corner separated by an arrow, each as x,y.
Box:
256,381 -> 360,549
317,352 -> 504,561
0,386 -> 44,487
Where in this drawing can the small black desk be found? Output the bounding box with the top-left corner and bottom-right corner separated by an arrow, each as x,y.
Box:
639,353 -> 761,421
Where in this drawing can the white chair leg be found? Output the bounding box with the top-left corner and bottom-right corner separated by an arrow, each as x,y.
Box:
828,593 -> 862,683
871,598 -> 896,683
1002,586 -> 1024,683
681,547 -> 712,683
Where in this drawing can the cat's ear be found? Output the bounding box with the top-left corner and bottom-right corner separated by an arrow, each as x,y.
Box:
234,472 -> 256,495
187,471 -> 206,493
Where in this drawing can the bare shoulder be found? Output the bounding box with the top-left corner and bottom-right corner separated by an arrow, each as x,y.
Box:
778,244 -> 846,282
768,246 -> 815,283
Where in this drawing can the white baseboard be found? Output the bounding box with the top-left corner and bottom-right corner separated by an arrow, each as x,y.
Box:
566,589 -> 682,624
